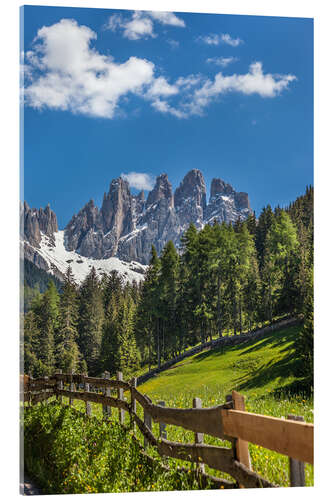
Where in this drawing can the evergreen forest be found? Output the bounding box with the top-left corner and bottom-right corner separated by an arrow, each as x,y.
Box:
23,187 -> 313,386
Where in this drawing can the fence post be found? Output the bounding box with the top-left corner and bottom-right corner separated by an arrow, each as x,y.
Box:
230,391 -> 251,489
84,373 -> 91,417
57,369 -> 63,404
102,372 -> 107,417
193,397 -> 205,473
117,371 -> 124,425
130,377 -> 137,433
69,369 -> 75,406
288,415 -> 306,487
158,401 -> 167,439
144,395 -> 152,450
104,371 -> 111,418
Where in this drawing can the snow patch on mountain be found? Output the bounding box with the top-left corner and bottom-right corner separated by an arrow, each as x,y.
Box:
35,230 -> 146,284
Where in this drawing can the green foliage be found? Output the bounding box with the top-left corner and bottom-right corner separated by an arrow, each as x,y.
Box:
139,324 -> 314,487
24,403 -> 213,494
78,267 -> 105,375
56,267 -> 82,373
295,267 -> 313,384
23,188 -> 313,388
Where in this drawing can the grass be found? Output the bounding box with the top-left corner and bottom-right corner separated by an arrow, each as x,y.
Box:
24,403 -> 217,494
136,324 -> 314,487
25,323 -> 314,490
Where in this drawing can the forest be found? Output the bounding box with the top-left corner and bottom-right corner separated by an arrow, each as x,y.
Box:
23,186 -> 313,386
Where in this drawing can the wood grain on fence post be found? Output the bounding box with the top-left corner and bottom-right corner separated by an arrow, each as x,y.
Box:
69,369 -> 75,406
84,373 -> 91,417
131,377 -> 137,432
117,372 -> 124,425
193,397 -> 205,473
158,401 -> 167,439
101,372 -> 107,417
104,371 -> 111,418
144,395 -> 152,449
288,415 -> 305,487
231,391 -> 251,488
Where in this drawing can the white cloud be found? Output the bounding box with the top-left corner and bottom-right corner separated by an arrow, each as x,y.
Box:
23,19 -> 155,118
151,98 -> 188,119
221,34 -> 243,47
105,10 -> 185,40
23,21 -> 296,122
148,11 -> 185,27
121,172 -> 154,190
176,75 -> 203,89
206,56 -> 238,67
199,33 -> 243,47
187,62 -> 296,116
123,12 -> 155,40
146,76 -> 179,97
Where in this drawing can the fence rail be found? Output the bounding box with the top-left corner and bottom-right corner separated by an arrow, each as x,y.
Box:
21,371 -> 313,489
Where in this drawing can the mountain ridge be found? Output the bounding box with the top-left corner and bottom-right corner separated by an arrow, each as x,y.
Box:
22,168 -> 252,281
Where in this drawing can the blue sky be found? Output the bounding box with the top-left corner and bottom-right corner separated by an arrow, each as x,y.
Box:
21,5 -> 313,229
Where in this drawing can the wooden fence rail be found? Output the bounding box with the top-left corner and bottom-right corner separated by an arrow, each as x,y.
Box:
21,373 -> 313,488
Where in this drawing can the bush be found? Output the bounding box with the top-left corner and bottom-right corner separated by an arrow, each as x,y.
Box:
24,403 -> 214,494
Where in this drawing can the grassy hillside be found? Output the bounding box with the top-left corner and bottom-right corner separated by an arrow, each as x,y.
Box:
138,324 -> 313,487
48,324 -> 313,488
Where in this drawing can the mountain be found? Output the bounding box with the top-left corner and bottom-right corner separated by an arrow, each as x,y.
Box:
63,169 -> 252,264
22,169 -> 252,282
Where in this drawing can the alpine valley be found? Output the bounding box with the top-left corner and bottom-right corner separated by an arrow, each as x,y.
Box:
21,169 -> 252,284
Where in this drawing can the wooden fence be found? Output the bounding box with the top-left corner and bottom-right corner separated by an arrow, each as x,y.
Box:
22,371 -> 313,489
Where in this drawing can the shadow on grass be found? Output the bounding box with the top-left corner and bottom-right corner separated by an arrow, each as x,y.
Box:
193,325 -> 300,364
273,376 -> 314,398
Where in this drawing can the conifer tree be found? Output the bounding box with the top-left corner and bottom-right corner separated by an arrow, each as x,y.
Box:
78,267 -> 104,375
159,240 -> 179,358
56,267 -> 82,372
262,212 -> 299,322
35,280 -> 59,375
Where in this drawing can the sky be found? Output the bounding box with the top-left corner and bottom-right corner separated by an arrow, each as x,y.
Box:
21,5 -> 313,229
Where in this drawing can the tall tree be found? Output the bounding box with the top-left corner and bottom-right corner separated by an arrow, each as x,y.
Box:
56,267 -> 82,373
35,280 -> 59,375
78,267 -> 104,375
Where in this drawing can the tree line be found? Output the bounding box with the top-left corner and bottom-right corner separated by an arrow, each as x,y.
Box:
23,186 -> 313,381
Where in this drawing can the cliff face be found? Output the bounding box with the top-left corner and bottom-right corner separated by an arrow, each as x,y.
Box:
22,201 -> 58,248
63,170 -> 252,264
22,169 -> 252,269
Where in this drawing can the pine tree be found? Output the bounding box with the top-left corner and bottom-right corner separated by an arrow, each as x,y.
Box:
135,246 -> 161,368
56,267 -> 82,372
295,266 -> 313,386
262,212 -> 299,322
78,267 -> 104,375
34,280 -> 59,375
159,240 -> 179,358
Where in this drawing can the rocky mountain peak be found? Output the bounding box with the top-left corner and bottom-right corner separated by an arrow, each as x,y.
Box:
146,173 -> 173,207
22,202 -> 58,248
235,192 -> 250,210
136,190 -> 145,202
27,169 -> 253,267
210,178 -> 235,199
174,169 -> 207,210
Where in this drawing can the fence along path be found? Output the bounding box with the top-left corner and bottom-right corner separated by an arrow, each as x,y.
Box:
22,371 -> 313,489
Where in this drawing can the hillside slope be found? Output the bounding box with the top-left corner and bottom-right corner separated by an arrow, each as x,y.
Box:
138,324 -> 313,487
139,324 -> 312,417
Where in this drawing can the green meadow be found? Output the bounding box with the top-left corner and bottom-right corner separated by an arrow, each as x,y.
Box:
137,324 -> 314,487
25,324 -> 313,490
